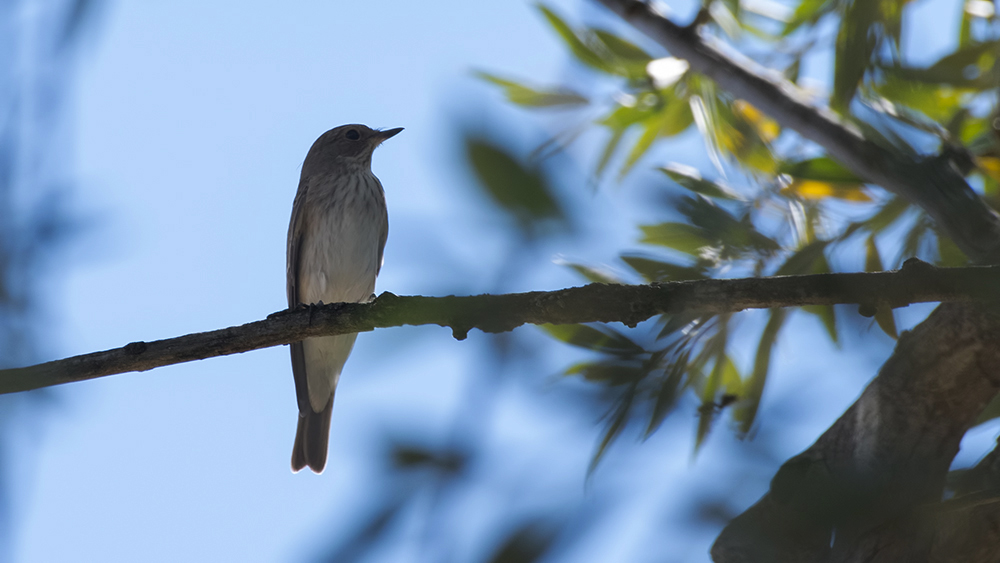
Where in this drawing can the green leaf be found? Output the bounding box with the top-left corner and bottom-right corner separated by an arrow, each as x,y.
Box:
865,235 -> 897,339
677,196 -> 780,255
621,255 -> 706,282
590,384 -> 635,472
974,391 -> 1000,426
803,304 -> 839,345
865,197 -> 910,233
799,255 -> 838,344
541,324 -> 645,355
659,164 -> 741,200
645,353 -> 689,437
695,354 -> 740,452
736,309 -> 786,433
779,156 -> 863,184
565,360 -> 646,386
595,127 -> 625,178
874,306 -> 898,339
937,233 -> 967,267
782,0 -> 833,36
639,222 -> 712,255
476,72 -> 589,108
465,138 -> 563,226
775,241 -> 829,276
701,95 -> 778,174
865,234 -> 883,272
537,5 -> 612,73
485,520 -> 559,563
591,29 -> 653,79
618,90 -> 694,178
562,261 -> 623,284
832,0 -> 881,110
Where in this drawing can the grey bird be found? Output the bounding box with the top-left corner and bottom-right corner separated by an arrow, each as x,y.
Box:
287,124 -> 401,473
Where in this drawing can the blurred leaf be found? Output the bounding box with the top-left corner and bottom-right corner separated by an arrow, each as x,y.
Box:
865,196 -> 910,233
800,254 -> 838,344
58,0 -> 101,50
701,94 -> 778,174
833,0 -> 881,110
865,235 -> 898,338
538,5 -> 613,73
640,222 -> 713,255
899,214 -> 932,264
975,156 -> 1000,184
874,306 -> 898,339
783,179 -> 872,202
621,255 -> 707,282
562,261 -> 624,284
619,89 -> 695,177
645,352 -> 689,437
592,29 -> 653,78
894,39 -> 1000,88
974,391 -> 1000,426
542,324 -> 645,355
466,138 -> 563,227
695,354 -> 739,452
565,360 -> 646,386
486,520 -> 560,563
785,58 -> 802,83
659,164 -> 741,200
477,73 -> 589,107
392,444 -> 467,475
775,240 -> 828,275
874,74 -> 965,123
780,156 -> 863,184
937,233 -> 967,267
657,312 -> 704,339
677,196 -> 781,255
595,128 -> 625,177
782,0 -> 835,35
591,383 -> 635,472
803,304 -> 839,344
709,0 -> 743,38
733,100 -> 780,142
864,234 -> 883,272
736,309 -> 786,432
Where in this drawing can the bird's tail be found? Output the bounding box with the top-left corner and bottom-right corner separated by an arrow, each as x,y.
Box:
291,396 -> 334,474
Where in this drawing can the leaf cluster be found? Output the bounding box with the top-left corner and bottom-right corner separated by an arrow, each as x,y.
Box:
479,1 -> 1000,466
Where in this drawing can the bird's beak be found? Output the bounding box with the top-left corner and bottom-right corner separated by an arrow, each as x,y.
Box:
374,127 -> 404,145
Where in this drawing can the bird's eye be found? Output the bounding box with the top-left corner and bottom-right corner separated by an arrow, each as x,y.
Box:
345,129 -> 361,141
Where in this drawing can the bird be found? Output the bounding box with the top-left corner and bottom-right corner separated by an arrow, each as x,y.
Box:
286,124 -> 401,473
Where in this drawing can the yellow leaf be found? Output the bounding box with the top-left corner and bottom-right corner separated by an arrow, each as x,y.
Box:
782,179 -> 872,202
975,156 -> 1000,184
734,100 -> 780,142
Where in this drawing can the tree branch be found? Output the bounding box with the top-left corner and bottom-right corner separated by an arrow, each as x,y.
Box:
594,0 -> 1000,263
711,303 -> 1000,562
2,261 -> 998,395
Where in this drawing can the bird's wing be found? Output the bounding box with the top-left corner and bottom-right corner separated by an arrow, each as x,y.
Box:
287,178 -> 313,413
376,206 -> 388,276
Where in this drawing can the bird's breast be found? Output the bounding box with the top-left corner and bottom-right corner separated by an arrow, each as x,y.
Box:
298,172 -> 387,306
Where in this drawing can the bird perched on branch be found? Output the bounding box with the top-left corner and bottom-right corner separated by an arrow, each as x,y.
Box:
287,124 -> 402,473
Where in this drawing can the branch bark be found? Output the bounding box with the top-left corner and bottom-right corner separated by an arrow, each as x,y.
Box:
711,303 -> 1000,563
594,0 -> 1000,264
2,261 -> 997,395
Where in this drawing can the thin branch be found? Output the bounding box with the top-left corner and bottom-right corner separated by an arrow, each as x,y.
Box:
594,0 -> 1000,263
2,260 -> 999,395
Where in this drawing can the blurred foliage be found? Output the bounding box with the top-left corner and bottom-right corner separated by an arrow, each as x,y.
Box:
478,1 -> 1000,465
0,0 -> 97,555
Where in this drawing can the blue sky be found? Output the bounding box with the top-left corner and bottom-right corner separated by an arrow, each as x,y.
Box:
9,1 -> 997,562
